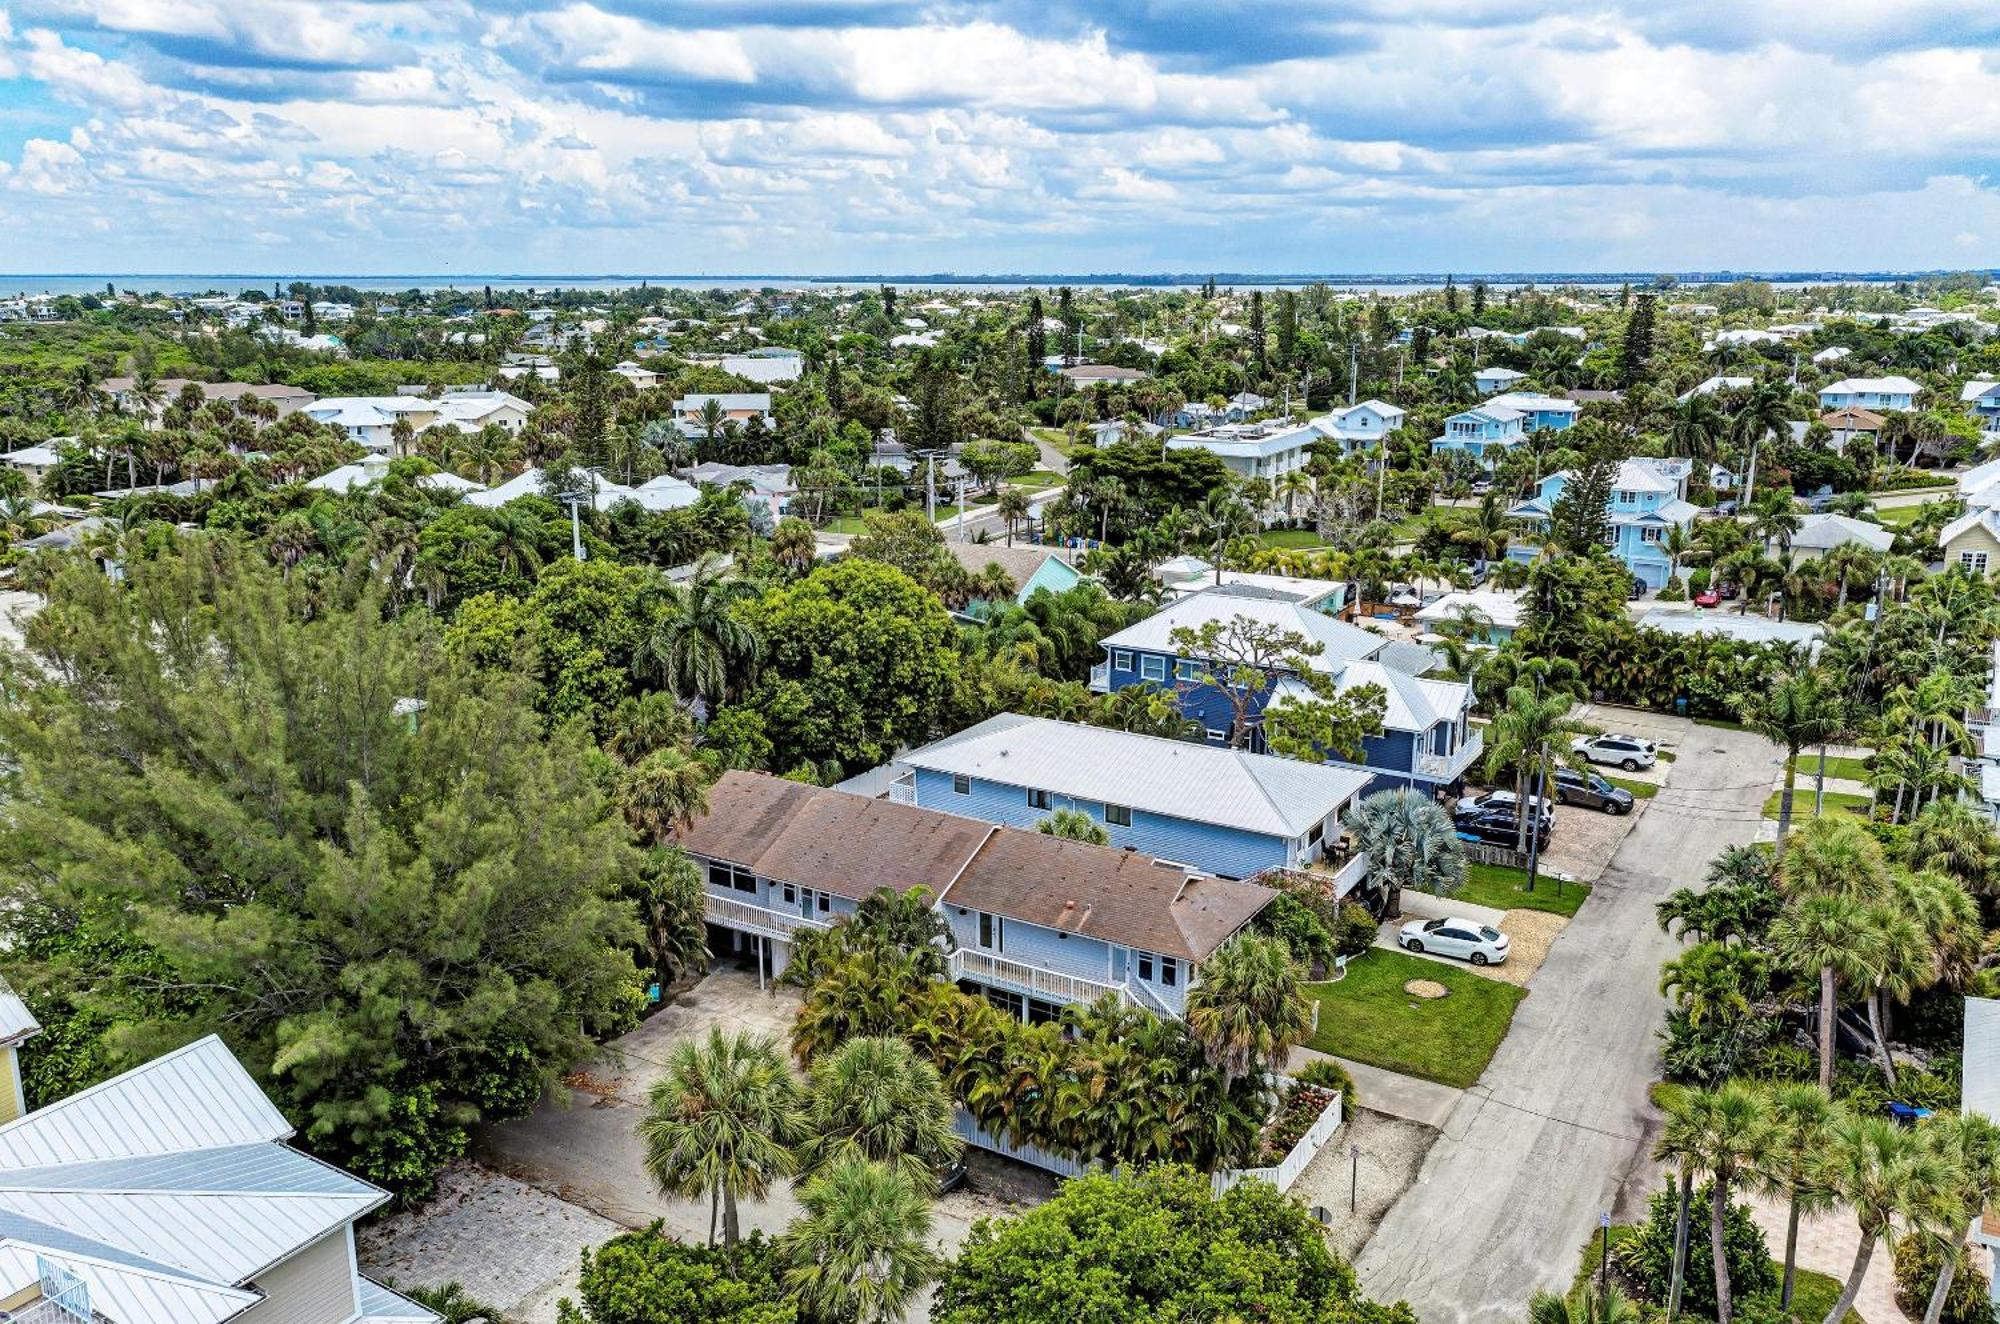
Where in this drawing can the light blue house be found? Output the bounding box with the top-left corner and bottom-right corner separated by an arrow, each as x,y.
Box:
1962,381 -> 2000,433
1474,366 -> 1527,395
891,713 -> 1374,883
1818,376 -> 1920,413
1091,587 -> 1483,797
681,771 -> 1276,1020
1430,392 -> 1579,468
945,543 -> 1083,610
1316,400 -> 1407,455
1506,457 -> 1698,591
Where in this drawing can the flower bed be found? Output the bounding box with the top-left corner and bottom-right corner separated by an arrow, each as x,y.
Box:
1258,1082 -> 1343,1166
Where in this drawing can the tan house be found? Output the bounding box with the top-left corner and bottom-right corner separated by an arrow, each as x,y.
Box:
1942,507 -> 2000,578
0,991 -> 436,1324
102,378 -> 317,426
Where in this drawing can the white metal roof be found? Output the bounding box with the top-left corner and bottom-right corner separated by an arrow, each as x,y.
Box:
1325,658 -> 1471,732
1791,513 -> 1894,553
1821,376 -> 1921,395
899,713 -> 1372,838
1962,380 -> 2000,403
1485,391 -> 1581,414
0,985 -> 39,1047
1413,589 -> 1526,631
1099,587 -> 1384,673
1964,998 -> 2000,1120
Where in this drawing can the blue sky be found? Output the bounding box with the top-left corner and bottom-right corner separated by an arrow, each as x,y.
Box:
0,0 -> 1995,274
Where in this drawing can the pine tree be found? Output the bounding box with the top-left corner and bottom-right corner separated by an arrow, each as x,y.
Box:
1471,280 -> 1488,316
1248,292 -> 1267,374
881,285 -> 897,322
1551,458 -> 1616,555
1618,292 -> 1658,387
825,353 -> 845,414
1619,282 -> 1632,308
1444,275 -> 1460,315
1275,291 -> 1299,370
1412,325 -> 1432,359
1058,286 -> 1078,365
1025,295 -> 1047,396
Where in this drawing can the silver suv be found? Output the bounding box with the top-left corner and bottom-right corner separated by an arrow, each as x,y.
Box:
1571,733 -> 1657,771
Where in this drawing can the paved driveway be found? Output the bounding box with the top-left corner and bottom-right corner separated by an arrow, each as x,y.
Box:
1354,725 -> 1782,1324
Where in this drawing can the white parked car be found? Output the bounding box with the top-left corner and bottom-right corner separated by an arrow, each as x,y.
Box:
1399,917 -> 1510,966
1571,733 -> 1657,770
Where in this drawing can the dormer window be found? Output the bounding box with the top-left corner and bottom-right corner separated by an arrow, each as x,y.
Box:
1616,490 -> 1636,504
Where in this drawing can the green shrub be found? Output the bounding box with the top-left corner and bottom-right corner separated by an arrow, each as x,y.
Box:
1257,893 -> 1337,971
1615,1183 -> 1774,1316
1658,576 -> 1687,602
1293,1057 -> 1360,1109
1894,1237 -> 1990,1324
1333,902 -> 1380,958
557,1225 -> 795,1324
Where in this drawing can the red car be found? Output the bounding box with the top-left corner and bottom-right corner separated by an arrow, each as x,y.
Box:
1694,588 -> 1721,608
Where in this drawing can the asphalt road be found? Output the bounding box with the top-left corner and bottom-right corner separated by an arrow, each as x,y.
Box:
1354,723 -> 1781,1324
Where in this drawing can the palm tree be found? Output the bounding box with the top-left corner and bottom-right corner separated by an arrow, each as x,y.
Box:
481,506 -> 547,580
634,847 -> 709,991
996,487 -> 1031,546
1036,807 -> 1110,844
1734,669 -> 1849,857
1450,491 -> 1512,563
1914,1112 -> 2000,1324
1771,895 -> 1885,1090
1765,1083 -> 1840,1307
1482,683 -> 1591,878
795,1035 -> 962,1186
1656,1082 -> 1777,1324
1658,942 -> 1766,1026
1183,933 -> 1313,1084
638,1027 -> 801,1247
778,1155 -> 942,1324
1858,903 -> 1930,1087
618,747 -> 713,840
697,398 -> 727,441
1900,800 -> 2000,896
1815,1115 -> 1960,1324
641,555 -> 761,704
1527,1286 -> 1641,1324
1342,787 -> 1466,919
770,517 -> 819,575
403,1282 -> 503,1323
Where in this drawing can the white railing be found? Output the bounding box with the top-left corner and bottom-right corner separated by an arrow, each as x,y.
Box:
948,947 -> 1134,1011
1416,727 -> 1484,781
1124,975 -> 1180,1018
703,893 -> 829,941
1325,853 -> 1371,897
1212,1087 -> 1345,1197
887,771 -> 916,804
1089,661 -> 1110,693
952,1108 -> 1097,1179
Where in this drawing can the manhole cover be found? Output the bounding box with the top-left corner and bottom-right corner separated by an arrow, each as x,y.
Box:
1404,979 -> 1448,1000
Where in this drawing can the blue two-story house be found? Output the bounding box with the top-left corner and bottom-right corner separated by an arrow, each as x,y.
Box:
1962,381 -> 2000,434
680,771 -> 1276,1021
1818,376 -> 1920,413
891,712 -> 1373,885
1429,392 -> 1578,469
1091,587 -> 1483,798
1507,456 -> 1698,591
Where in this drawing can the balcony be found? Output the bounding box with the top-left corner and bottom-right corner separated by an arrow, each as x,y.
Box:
948,947 -> 1139,1013
703,892 -> 829,943
887,771 -> 915,804
1323,852 -> 1371,897
1089,661 -> 1110,693
1415,726 -> 1484,782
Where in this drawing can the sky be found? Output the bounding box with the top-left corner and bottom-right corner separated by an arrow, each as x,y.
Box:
0,0 -> 1996,276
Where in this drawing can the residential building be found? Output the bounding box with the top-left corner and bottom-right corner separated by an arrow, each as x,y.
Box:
1317,400 -> 1407,453
0,1000 -> 436,1324
1812,346 -> 1850,364
303,454 -> 485,496
102,378 -> 316,425
1677,376 -> 1752,402
302,391 -> 531,450
685,461 -> 793,519
888,713 -> 1372,882
1473,366 -> 1526,395
1636,608 -> 1824,655
941,543 -> 1082,607
1815,407 -> 1887,449
1507,457 -> 1698,591
1818,376 -> 1921,413
611,361 -> 661,390
683,348 -> 805,384
1781,513 -> 1894,565
681,771 -> 1276,1019
1962,381 -> 2000,433
1165,419 -> 1318,482
1091,587 -> 1481,795
1412,588 -> 1526,645
1940,507 -> 2000,578
673,393 -> 774,435
464,466 -> 699,512
0,442 -> 67,488
1154,558 -> 1349,617
1429,393 -> 1575,468
1057,364 -> 1147,388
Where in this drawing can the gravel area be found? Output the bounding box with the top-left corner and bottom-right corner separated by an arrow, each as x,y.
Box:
1537,800 -> 1644,880
1374,906 -> 1566,987
1288,1107 -> 1440,1264
357,1161 -> 621,1321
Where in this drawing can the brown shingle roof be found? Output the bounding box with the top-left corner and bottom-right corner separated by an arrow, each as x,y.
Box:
942,543 -> 1073,589
681,772 -> 994,903
945,831 -> 1274,962
681,771 -> 1274,960
1819,406 -> 1887,431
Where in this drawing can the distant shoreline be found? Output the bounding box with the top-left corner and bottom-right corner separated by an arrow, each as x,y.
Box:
2,269 -> 1989,286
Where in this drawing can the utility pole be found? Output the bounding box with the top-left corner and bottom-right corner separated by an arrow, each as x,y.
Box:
1347,342 -> 1358,406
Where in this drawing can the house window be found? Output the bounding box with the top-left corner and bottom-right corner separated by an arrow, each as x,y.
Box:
1027,788 -> 1052,810
1174,659 -> 1200,681
1140,655 -> 1167,683
782,883 -> 797,905
1602,529 -> 1618,546
978,912 -> 1003,951
1205,728 -> 1228,743
1137,951 -> 1153,981
1641,527 -> 1663,543
1104,803 -> 1132,827
817,892 -> 831,913
1616,490 -> 1635,504
1160,957 -> 1179,987
952,774 -> 970,795
1962,552 -> 1990,575
708,862 -> 756,894
1308,822 -> 1325,845
1113,650 -> 1133,672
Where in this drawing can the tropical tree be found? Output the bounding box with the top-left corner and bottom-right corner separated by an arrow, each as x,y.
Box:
770,517 -> 819,575
1734,669 -> 1849,856
1656,1082 -> 1777,1324
1342,787 -> 1465,918
618,747 -> 713,840
996,487 -> 1031,546
778,1155 -> 942,1324
1914,1112 -> 2000,1324
1482,683 -> 1592,875
638,1028 -> 802,1247
1182,933 -> 1313,1084
1527,1286 -> 1641,1324
631,848 -> 710,993
1814,1115 -> 1960,1324
404,1283 -> 505,1324
1658,942 -> 1768,1027
1765,1083 -> 1840,1307
641,555 -> 762,704
795,1035 -> 963,1185
1036,808 -> 1110,844
1771,896 -> 1885,1091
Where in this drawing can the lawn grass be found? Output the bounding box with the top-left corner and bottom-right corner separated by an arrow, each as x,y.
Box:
1013,470 -> 1064,490
1303,949 -> 1526,1088
1456,862 -> 1590,917
1871,504 -> 1926,529
1607,775 -> 1660,799
1256,528 -> 1329,550
1786,753 -> 1872,783
1693,716 -> 1747,732
1761,788 -> 1872,821
823,516 -> 867,534
1569,1226 -> 1859,1324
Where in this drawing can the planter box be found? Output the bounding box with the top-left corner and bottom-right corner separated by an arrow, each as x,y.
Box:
1212,1084 -> 1344,1197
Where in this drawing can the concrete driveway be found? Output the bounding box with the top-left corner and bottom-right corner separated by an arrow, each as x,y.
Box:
1354,724 -> 1783,1324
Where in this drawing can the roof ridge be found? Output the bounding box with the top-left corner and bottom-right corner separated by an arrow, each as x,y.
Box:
0,1035 -> 282,1146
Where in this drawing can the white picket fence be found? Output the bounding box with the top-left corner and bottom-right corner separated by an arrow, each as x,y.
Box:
952,1109 -> 1097,1180
1211,1088 -> 1345,1197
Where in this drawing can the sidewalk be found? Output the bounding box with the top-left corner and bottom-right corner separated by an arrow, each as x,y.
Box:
1286,1045 -> 1463,1130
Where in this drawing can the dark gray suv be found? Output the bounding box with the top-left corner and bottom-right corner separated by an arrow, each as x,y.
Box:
1552,768 -> 1635,815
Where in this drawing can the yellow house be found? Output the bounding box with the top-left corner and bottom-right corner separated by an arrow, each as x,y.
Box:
1941,507 -> 2000,578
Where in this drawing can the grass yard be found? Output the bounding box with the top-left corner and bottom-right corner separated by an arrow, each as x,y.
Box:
1570,1226 -> 1860,1324
1256,528 -> 1329,550
1304,949 -> 1526,1089
1456,862 -> 1590,917
1012,470 -> 1064,490
1607,776 -> 1660,799
1786,753 -> 1872,783
1761,788 -> 1872,821
823,516 -> 868,534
